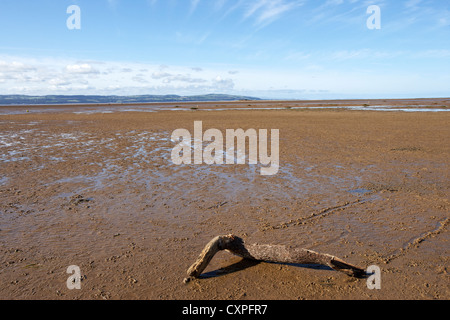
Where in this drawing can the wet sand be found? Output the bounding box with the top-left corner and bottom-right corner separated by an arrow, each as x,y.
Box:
0,99 -> 449,300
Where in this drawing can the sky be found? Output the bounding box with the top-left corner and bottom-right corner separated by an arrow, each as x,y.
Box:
0,0 -> 449,99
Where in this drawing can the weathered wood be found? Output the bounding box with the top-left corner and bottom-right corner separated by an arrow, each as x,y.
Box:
186,235 -> 366,281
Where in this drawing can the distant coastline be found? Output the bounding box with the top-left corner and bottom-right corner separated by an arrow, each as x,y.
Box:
0,94 -> 261,106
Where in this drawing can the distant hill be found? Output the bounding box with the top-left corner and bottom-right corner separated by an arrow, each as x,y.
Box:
0,94 -> 261,106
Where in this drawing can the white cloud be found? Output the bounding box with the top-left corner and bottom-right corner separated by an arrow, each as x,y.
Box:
65,64 -> 100,75
48,78 -> 72,86
151,70 -> 172,79
132,74 -> 149,83
0,56 -> 241,95
213,76 -> 235,90
0,60 -> 36,72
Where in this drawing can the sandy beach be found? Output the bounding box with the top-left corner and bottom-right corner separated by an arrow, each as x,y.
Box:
0,99 -> 449,300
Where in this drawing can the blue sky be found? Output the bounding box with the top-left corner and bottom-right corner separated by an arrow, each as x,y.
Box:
0,0 -> 449,99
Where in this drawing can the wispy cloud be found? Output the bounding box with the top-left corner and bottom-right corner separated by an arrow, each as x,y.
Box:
189,0 -> 201,15
379,0 -> 450,32
329,49 -> 405,61
412,49 -> 450,59
213,0 -> 228,12
284,51 -> 312,61
404,0 -> 423,11
438,15 -> 450,27
243,0 -> 303,28
322,0 -> 344,7
307,0 -> 386,26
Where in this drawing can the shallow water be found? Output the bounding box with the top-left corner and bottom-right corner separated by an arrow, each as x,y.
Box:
1,103 -> 449,115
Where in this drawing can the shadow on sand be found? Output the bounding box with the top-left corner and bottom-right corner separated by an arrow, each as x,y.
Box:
199,259 -> 337,279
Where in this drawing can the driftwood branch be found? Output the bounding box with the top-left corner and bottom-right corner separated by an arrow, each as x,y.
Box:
186,235 -> 366,281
